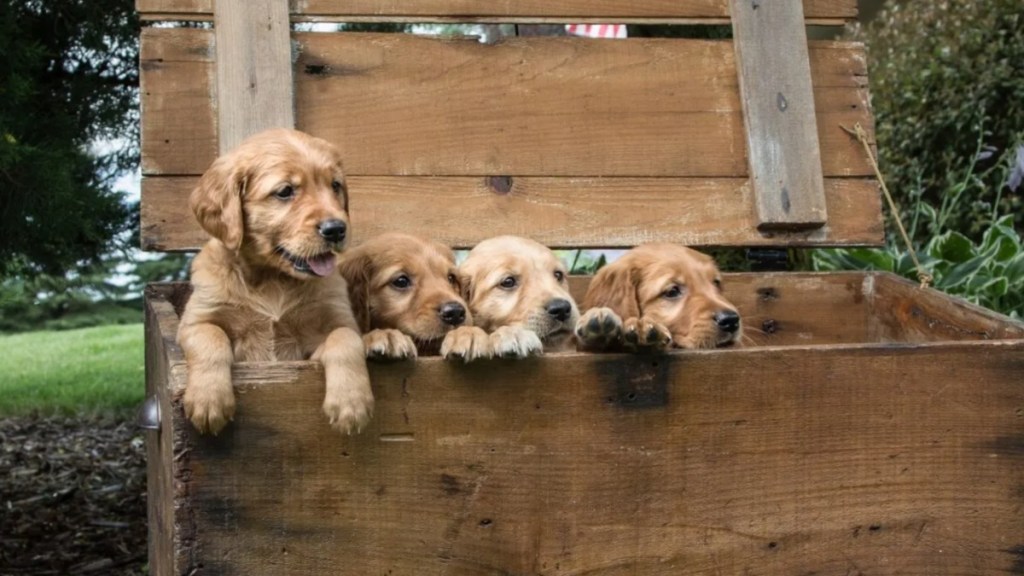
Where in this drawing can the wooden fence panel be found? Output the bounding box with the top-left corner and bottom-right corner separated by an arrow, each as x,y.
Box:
141,30 -> 873,178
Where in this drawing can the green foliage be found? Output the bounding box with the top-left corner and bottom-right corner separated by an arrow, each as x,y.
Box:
0,0 -> 138,277
562,250 -> 608,275
0,324 -> 144,417
857,0 -> 1024,239
815,213 -> 1024,318
0,251 -> 190,333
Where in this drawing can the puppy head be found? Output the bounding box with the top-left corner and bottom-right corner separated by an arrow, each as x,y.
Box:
583,243 -> 741,349
338,233 -> 469,341
190,128 -> 350,279
459,236 -> 579,342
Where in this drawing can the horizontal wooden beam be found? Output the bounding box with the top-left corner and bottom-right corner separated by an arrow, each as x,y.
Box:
140,176 -> 883,251
136,0 -> 858,22
141,29 -> 873,179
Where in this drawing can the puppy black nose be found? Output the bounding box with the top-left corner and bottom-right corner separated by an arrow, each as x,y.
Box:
438,302 -> 466,326
546,298 -> 573,322
714,310 -> 741,333
317,219 -> 347,243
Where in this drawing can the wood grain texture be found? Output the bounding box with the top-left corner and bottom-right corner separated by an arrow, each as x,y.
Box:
214,0 -> 294,152
140,176 -> 883,250
140,29 -> 873,179
868,273 -> 1024,342
145,281 -> 1024,576
144,290 -> 188,576
136,0 -> 858,21
731,0 -> 827,230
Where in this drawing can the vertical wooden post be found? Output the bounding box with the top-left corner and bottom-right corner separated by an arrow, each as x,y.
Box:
730,0 -> 828,231
214,0 -> 294,153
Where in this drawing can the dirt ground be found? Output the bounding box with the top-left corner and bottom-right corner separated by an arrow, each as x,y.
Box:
0,416 -> 147,575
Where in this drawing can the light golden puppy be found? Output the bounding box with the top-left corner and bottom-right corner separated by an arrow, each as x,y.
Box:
338,232 -> 489,361
576,243 -> 741,351
459,236 -> 580,358
177,129 -> 372,435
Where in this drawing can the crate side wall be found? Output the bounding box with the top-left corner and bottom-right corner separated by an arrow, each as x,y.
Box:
167,342 -> 1024,575
866,272 -> 1024,343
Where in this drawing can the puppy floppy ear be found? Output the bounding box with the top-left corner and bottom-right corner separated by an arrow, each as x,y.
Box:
190,154 -> 245,252
583,259 -> 641,319
338,251 -> 373,333
456,270 -> 475,305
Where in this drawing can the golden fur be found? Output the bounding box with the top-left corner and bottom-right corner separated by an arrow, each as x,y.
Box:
459,236 -> 580,358
338,232 -> 488,361
576,243 -> 741,351
177,129 -> 372,435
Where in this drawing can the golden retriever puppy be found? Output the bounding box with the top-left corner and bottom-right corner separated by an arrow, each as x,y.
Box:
459,236 -> 580,358
576,243 -> 741,351
338,232 -> 488,361
177,129 -> 372,435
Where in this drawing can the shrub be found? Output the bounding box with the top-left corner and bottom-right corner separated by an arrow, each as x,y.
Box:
815,214 -> 1024,318
813,142 -> 1024,317
857,0 -> 1024,239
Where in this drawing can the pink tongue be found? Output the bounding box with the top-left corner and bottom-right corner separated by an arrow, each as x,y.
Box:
307,253 -> 337,277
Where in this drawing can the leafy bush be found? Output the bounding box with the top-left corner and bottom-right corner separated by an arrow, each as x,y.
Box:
857,0 -> 1024,239
815,214 -> 1024,318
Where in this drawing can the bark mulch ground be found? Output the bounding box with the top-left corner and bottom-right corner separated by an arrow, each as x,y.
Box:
1,416 -> 147,575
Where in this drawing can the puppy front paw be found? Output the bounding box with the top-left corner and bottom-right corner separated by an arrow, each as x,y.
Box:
489,325 -> 543,359
363,329 -> 417,361
183,375 -> 235,435
323,380 -> 374,435
622,316 -> 673,351
440,326 -> 491,362
575,307 -> 623,351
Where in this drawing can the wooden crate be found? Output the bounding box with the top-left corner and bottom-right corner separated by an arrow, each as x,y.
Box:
139,1 -> 1024,574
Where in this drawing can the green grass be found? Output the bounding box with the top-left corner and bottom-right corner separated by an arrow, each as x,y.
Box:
0,324 -> 144,417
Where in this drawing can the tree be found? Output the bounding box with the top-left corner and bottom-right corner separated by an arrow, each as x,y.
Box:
0,0 -> 139,277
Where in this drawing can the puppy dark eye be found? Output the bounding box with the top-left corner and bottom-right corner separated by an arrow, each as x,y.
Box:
447,273 -> 458,285
332,180 -> 344,195
390,275 -> 412,289
499,276 -> 518,289
273,185 -> 295,200
662,285 -> 685,299
713,279 -> 723,291
554,270 -> 565,282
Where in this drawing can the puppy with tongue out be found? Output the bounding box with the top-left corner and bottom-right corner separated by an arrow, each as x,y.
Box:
177,129 -> 373,436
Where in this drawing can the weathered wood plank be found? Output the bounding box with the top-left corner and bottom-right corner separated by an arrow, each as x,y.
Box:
160,341 -> 1024,575
140,176 -> 883,250
868,273 -> 1024,342
136,0 -> 858,22
731,0 -> 827,230
213,0 -> 294,152
139,28 -> 217,178
140,29 -> 873,179
143,291 -> 187,576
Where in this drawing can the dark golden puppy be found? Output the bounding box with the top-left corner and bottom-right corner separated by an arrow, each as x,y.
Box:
459,236 -> 580,358
177,129 -> 372,435
576,243 -> 741,351
338,232 -> 488,361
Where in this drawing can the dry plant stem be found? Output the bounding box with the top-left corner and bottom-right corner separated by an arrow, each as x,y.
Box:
842,122 -> 933,289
